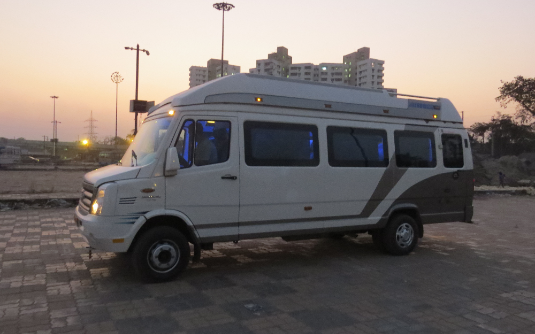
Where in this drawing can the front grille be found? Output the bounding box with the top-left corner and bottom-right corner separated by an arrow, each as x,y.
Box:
79,181 -> 94,212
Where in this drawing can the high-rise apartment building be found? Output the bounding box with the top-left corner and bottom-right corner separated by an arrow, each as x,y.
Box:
249,47 -> 292,77
216,64 -> 241,78
189,66 -> 208,88
190,46 -> 388,90
250,46 -> 385,89
343,47 -> 370,86
354,58 -> 385,89
189,59 -> 240,88
288,63 -> 347,84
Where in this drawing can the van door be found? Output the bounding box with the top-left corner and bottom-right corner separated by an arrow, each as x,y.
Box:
440,130 -> 470,221
238,119 -> 326,238
166,116 -> 239,242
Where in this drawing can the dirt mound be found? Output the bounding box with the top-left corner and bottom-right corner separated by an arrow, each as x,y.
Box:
474,154 -> 535,186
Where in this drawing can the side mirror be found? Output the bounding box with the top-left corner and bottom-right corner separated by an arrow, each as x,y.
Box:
165,147 -> 180,176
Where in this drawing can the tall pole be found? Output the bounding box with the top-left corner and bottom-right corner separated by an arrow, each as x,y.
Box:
135,44 -> 139,134
221,9 -> 225,78
213,3 -> 235,78
50,96 -> 58,157
111,72 -> 124,145
125,44 -> 149,136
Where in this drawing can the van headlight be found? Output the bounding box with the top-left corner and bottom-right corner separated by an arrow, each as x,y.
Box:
91,189 -> 106,215
89,182 -> 117,216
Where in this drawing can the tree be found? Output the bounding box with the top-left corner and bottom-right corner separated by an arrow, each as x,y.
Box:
469,112 -> 535,156
496,76 -> 535,119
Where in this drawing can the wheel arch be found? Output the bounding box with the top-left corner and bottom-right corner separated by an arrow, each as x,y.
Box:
128,210 -> 200,252
386,204 -> 424,238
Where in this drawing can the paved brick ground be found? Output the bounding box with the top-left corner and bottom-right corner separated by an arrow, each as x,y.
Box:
1,195 -> 535,334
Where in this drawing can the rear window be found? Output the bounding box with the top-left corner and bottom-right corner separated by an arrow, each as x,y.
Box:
395,131 -> 436,168
327,126 -> 389,167
244,121 -> 319,166
442,134 -> 464,168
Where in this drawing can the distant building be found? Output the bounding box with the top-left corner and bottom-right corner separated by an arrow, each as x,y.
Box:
288,63 -> 346,84
354,58 -> 385,89
216,64 -> 241,78
249,47 -> 292,78
343,47 -> 371,86
189,66 -> 208,88
250,46 -> 386,89
190,46 -> 389,90
189,59 -> 240,88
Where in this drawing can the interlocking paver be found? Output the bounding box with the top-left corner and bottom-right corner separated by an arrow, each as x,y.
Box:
1,195 -> 535,333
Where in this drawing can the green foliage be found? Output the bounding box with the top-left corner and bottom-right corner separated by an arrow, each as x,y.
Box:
496,76 -> 535,118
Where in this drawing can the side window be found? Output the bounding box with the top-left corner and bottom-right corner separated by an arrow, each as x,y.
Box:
442,134 -> 464,168
327,126 -> 389,167
395,131 -> 436,168
176,120 -> 194,168
244,121 -> 319,167
194,120 -> 231,166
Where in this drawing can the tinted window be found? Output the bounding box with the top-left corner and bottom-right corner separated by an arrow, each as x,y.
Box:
442,134 -> 464,168
395,131 -> 436,168
176,120 -> 231,168
195,120 -> 231,166
327,126 -> 388,167
176,120 -> 194,168
244,121 -> 319,166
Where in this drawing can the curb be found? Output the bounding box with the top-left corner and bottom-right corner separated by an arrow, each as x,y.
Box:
0,198 -> 79,212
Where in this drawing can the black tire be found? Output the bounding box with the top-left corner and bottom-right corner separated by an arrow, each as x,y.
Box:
372,230 -> 387,253
381,214 -> 419,255
131,226 -> 190,282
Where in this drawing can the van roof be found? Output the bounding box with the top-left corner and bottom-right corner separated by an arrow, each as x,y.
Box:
150,74 -> 462,123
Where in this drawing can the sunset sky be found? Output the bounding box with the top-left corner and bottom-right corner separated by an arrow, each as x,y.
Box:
1,0 -> 534,142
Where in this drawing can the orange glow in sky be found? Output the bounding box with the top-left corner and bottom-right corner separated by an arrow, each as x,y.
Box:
1,0 -> 534,141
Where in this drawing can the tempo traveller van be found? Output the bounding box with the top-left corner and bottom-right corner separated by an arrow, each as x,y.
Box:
74,74 -> 474,281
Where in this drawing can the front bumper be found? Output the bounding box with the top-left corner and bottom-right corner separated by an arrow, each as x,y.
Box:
74,205 -> 146,252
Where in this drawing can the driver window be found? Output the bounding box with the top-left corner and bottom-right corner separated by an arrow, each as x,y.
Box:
175,119 -> 231,168
176,120 -> 194,168
195,120 -> 231,166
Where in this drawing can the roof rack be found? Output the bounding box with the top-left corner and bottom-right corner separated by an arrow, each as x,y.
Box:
390,93 -> 439,101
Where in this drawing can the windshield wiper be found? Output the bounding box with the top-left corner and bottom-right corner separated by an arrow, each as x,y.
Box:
131,150 -> 138,167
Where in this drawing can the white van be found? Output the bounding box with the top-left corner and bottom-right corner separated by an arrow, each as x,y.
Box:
75,74 -> 473,281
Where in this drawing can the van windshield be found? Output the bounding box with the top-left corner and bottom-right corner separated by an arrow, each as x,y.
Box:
120,117 -> 172,167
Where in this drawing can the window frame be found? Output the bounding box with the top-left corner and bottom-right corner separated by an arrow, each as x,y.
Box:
441,133 -> 464,168
194,119 -> 232,167
243,121 -> 320,167
327,126 -> 389,168
394,130 -> 437,168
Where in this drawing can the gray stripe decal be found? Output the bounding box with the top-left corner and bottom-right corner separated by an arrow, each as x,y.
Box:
195,214 -> 362,230
354,153 -> 407,218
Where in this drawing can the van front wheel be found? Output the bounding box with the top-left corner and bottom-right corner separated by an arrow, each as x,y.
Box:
381,214 -> 418,255
132,226 -> 190,282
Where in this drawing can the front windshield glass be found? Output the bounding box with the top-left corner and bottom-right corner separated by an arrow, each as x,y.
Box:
120,117 -> 172,167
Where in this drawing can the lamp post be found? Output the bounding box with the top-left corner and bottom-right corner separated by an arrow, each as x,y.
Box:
124,44 -> 149,135
111,72 -> 124,144
213,2 -> 235,78
50,96 -> 59,157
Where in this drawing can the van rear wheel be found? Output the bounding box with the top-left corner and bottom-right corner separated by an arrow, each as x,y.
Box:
380,214 -> 418,255
132,226 -> 190,282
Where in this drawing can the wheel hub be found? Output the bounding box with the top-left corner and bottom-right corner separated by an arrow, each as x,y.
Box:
396,223 -> 414,248
148,241 -> 179,272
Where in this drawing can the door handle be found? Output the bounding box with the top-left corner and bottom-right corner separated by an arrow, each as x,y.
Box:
221,174 -> 237,180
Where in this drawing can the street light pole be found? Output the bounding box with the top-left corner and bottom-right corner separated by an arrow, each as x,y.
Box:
50,96 -> 59,157
213,2 -> 235,78
125,44 -> 149,135
111,72 -> 124,144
